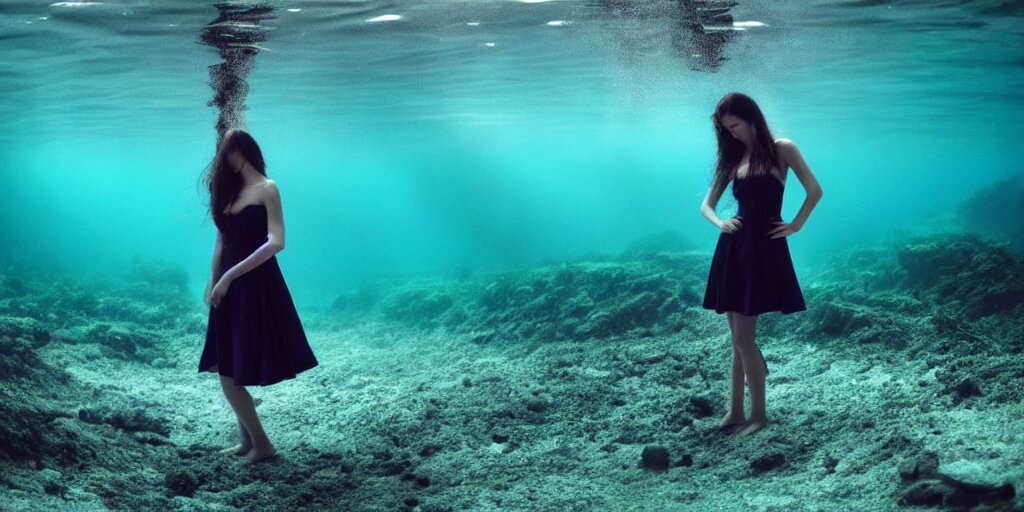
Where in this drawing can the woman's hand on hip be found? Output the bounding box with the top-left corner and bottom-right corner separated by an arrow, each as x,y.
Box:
767,219 -> 798,239
720,215 -> 743,233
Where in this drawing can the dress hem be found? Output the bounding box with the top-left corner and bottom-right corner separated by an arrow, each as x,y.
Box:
198,364 -> 318,387
701,304 -> 807,316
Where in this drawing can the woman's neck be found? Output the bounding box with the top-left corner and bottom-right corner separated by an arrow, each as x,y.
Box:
239,165 -> 264,187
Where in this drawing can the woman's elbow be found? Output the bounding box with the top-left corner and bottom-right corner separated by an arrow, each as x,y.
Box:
267,237 -> 285,253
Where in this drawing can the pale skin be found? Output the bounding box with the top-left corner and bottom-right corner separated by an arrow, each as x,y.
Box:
204,148 -> 286,462
699,113 -> 823,436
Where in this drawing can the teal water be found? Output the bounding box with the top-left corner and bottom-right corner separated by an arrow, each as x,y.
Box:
1,0 -> 1022,307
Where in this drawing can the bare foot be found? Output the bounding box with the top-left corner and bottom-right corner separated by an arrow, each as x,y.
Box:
737,418 -> 768,436
218,442 -> 253,456
718,412 -> 745,432
246,444 -> 278,463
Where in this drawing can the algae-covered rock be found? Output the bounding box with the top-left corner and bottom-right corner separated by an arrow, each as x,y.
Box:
323,233 -> 714,341
84,323 -> 167,364
898,233 -> 1024,320
0,335 -> 77,463
0,318 -> 56,382
382,289 -> 454,327
897,451 -> 1016,509
78,405 -> 170,436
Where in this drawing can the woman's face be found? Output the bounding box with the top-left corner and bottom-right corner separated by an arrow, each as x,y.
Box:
228,150 -> 246,173
720,114 -> 753,146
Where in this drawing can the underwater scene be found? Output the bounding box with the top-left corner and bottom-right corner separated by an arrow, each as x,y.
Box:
1,0 -> 1023,511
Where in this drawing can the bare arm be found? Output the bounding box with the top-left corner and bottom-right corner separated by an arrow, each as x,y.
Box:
778,139 -> 823,231
700,179 -> 733,230
210,231 -> 223,283
219,180 -> 286,284
204,231 -> 224,305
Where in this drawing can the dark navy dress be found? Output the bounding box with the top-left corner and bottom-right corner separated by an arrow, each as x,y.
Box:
702,172 -> 806,316
199,204 -> 319,386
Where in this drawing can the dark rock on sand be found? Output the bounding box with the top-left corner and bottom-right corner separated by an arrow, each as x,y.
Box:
750,453 -> 786,473
898,451 -> 1016,509
77,406 -> 170,436
640,446 -> 670,471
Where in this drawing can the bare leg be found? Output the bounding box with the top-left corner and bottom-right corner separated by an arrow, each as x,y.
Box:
719,312 -> 746,429
217,419 -> 254,456
730,313 -> 768,436
218,375 -> 277,462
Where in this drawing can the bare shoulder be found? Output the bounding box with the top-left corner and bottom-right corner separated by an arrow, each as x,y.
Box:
258,179 -> 280,199
774,138 -> 797,167
775,138 -> 796,152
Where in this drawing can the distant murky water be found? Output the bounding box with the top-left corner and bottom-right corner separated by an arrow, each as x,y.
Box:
1,0 -> 1022,307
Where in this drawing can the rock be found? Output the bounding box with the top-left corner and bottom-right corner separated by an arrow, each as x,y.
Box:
750,453 -> 786,473
898,451 -> 940,481
897,452 -> 1016,509
823,454 -> 839,474
684,396 -> 714,419
382,289 -> 453,326
165,470 -> 199,497
640,446 -> 670,471
807,301 -> 871,338
525,398 -> 550,413
86,324 -> 165,362
0,333 -> 48,381
901,480 -> 953,507
898,233 -> 1024,320
952,378 -> 982,400
77,406 -> 170,436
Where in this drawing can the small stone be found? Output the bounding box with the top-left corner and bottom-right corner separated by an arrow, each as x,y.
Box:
165,470 -> 199,498
525,398 -> 549,413
640,446 -> 670,471
953,379 -> 982,399
750,453 -> 785,473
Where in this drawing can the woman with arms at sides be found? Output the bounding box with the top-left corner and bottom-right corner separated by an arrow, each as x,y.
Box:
198,128 -> 319,462
699,93 -> 823,436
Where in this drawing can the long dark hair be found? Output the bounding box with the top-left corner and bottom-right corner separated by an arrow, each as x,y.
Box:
709,93 -> 778,196
202,129 -> 267,232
